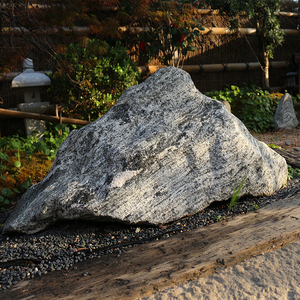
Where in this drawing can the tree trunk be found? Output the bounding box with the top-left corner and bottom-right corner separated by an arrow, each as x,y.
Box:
263,51 -> 270,90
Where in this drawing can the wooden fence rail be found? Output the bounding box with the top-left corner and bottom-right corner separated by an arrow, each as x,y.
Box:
119,27 -> 299,36
137,61 -> 288,75
0,61 -> 289,82
2,26 -> 299,36
0,108 -> 90,126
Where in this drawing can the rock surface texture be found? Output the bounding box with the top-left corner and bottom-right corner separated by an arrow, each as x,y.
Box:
274,93 -> 298,129
3,67 -> 288,234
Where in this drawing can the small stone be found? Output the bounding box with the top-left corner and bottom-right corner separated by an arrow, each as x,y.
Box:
286,139 -> 290,146
135,227 -> 141,234
294,147 -> 300,151
274,93 -> 298,129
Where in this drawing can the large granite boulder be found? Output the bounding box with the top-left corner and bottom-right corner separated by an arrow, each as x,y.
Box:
3,67 -> 288,234
274,93 -> 298,129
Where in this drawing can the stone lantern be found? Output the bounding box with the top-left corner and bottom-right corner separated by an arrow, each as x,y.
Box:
11,58 -> 51,140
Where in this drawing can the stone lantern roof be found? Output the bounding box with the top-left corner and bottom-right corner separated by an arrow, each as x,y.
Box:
11,58 -> 51,88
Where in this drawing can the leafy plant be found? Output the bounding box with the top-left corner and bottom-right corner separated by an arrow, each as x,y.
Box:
136,0 -> 204,66
0,151 -> 8,180
248,204 -> 260,211
50,39 -> 140,122
43,123 -> 74,159
0,187 -> 14,206
207,84 -> 281,132
0,123 -> 72,209
0,122 -> 71,161
228,175 -> 247,209
0,151 -> 32,208
288,165 -> 300,180
268,144 -> 284,150
212,215 -> 228,222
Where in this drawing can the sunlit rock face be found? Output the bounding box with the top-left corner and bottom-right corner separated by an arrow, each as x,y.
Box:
3,67 -> 288,234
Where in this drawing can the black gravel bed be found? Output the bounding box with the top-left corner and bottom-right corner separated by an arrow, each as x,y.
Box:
0,177 -> 300,291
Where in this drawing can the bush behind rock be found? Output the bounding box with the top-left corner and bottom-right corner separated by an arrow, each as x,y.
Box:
207,85 -> 282,132
49,39 -> 141,122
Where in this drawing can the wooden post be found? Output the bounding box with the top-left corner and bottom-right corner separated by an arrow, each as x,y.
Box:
59,109 -> 63,136
55,104 -> 62,135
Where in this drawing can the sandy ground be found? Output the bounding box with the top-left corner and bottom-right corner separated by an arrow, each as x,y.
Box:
251,128 -> 300,151
142,238 -> 300,300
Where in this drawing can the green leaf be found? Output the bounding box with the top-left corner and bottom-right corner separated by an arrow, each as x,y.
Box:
43,148 -> 51,156
11,140 -> 22,150
20,183 -> 29,191
3,199 -> 10,205
193,29 -> 200,36
0,152 -> 9,162
55,124 -> 65,132
0,195 -> 4,202
2,188 -> 14,197
20,177 -> 32,191
14,161 -> 21,168
13,188 -> 20,194
1,175 -> 6,180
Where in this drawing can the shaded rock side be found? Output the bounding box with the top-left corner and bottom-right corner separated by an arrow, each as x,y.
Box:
274,93 -> 298,129
3,67 -> 288,234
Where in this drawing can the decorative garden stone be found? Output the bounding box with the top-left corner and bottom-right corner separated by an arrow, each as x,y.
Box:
274,93 -> 298,129
3,67 -> 288,234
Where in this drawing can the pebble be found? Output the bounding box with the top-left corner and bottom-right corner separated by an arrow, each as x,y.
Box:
294,147 -> 300,151
0,178 -> 299,291
286,139 -> 290,146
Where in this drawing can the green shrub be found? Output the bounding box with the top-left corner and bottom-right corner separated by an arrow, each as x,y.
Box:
0,123 -> 72,209
50,39 -> 140,121
207,85 -> 282,132
0,123 -> 72,160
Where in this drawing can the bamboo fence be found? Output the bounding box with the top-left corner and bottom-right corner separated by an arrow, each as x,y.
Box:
1,9 -> 298,136
137,61 -> 288,75
0,108 -> 90,125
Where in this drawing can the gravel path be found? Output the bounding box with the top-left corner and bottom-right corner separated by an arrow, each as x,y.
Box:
0,177 -> 299,292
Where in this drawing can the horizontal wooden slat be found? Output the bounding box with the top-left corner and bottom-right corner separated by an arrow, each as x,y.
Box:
0,108 -> 90,126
